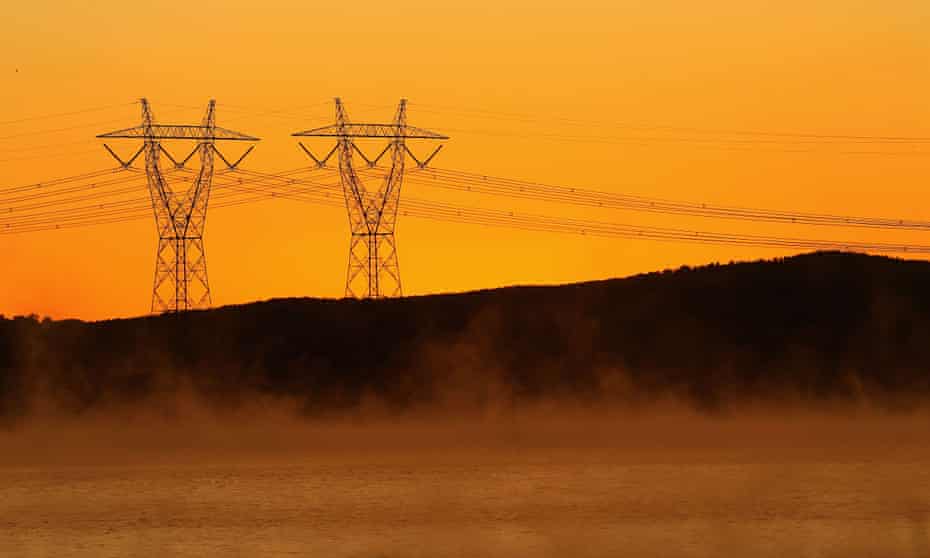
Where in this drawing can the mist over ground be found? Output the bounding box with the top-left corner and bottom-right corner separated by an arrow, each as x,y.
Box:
3,253 -> 930,558
2,251 -> 930,432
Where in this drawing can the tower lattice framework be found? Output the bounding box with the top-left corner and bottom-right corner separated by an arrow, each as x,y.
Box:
294,98 -> 448,298
98,99 -> 259,313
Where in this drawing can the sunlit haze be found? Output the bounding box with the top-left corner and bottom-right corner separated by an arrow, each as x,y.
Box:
2,1 -> 928,319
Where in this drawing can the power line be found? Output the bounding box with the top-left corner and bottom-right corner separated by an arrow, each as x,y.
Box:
0,117 -> 132,140
0,179 -> 285,233
409,167 -> 930,232
411,102 -> 930,143
0,168 -> 121,196
213,167 -> 930,256
433,127 -> 930,155
0,170 -> 144,205
0,103 -> 134,126
0,138 -> 100,154
6,164 -> 929,256
0,147 -> 110,164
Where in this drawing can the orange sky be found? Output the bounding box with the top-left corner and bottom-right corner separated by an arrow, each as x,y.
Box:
1,0 -> 929,320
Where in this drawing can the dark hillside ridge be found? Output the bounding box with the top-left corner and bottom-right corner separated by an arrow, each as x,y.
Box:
3,251 -> 930,420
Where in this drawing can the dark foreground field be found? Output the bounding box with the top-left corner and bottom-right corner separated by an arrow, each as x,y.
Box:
3,251 -> 930,422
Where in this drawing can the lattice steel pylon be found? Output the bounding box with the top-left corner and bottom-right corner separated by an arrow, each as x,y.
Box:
293,98 -> 448,298
98,99 -> 259,313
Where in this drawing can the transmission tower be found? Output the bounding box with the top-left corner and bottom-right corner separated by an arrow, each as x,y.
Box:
98,99 -> 259,313
293,98 -> 448,298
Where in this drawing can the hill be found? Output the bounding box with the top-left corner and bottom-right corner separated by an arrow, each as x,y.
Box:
2,251 -> 930,421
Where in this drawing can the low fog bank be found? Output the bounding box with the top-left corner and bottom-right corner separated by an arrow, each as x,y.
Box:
1,390 -> 929,466
2,252 -> 930,431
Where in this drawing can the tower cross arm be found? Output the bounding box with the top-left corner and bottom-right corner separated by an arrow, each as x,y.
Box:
97,124 -> 259,141
292,123 -> 448,140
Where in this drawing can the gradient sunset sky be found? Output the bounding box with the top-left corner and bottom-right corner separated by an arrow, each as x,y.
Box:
1,0 -> 928,319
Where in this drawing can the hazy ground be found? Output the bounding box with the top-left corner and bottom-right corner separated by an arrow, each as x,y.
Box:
1,400 -> 929,557
2,388 -> 929,463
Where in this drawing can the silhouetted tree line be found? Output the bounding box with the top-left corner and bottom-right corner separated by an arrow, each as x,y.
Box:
2,251 -> 930,422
